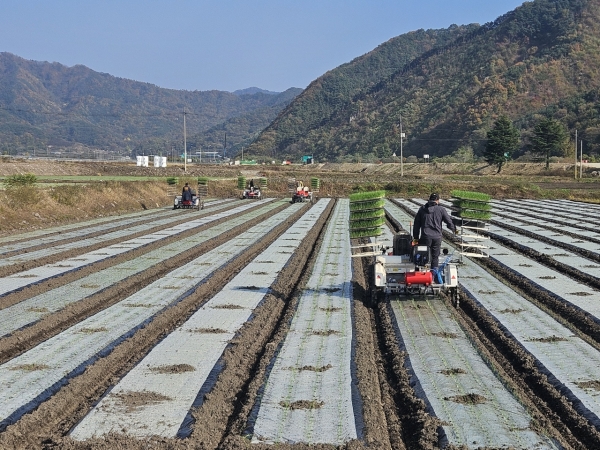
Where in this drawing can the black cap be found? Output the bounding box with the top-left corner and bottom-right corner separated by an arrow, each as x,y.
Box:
429,193 -> 439,201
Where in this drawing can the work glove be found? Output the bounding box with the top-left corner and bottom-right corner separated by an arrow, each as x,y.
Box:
412,239 -> 419,246
454,229 -> 459,235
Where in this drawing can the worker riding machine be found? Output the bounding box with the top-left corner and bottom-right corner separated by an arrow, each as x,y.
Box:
173,190 -> 203,210
173,180 -> 206,211
290,180 -> 313,204
239,177 -> 266,200
241,184 -> 262,200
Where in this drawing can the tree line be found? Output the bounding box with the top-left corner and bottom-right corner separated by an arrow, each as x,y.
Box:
483,116 -> 570,172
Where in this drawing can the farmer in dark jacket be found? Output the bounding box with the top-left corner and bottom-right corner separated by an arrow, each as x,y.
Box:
413,193 -> 456,268
182,183 -> 193,202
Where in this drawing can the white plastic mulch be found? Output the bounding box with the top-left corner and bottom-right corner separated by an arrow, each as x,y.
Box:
490,201 -> 600,251
0,207 -> 173,246
0,201 -> 233,269
506,199 -> 600,229
382,205 -> 561,449
459,258 -> 600,430
69,200 -> 331,440
0,200 -> 273,297
0,200 -> 280,338
389,296 -> 559,449
0,200 -> 300,429
251,199 -> 358,446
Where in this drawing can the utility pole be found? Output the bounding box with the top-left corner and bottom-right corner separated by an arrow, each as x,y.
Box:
183,108 -> 187,172
399,115 -> 404,177
575,130 -> 577,179
580,140 -> 584,179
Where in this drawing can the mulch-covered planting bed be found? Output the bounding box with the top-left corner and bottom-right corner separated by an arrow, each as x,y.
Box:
1,197 -> 600,449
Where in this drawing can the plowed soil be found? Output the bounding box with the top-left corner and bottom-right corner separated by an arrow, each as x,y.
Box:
1,195 -> 600,450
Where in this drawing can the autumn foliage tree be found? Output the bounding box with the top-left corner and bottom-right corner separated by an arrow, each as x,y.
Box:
483,115 -> 520,173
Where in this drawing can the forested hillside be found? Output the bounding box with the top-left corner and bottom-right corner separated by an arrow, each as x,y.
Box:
0,52 -> 301,158
248,0 -> 600,162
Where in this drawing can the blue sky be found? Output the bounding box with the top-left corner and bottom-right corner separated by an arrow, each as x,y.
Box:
2,0 -> 526,92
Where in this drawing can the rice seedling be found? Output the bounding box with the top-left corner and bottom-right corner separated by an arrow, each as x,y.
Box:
237,176 -> 246,189
350,228 -> 383,239
451,190 -> 492,221
259,177 -> 268,187
349,190 -> 385,238
349,198 -> 385,211
349,190 -> 386,202
197,176 -> 209,186
455,209 -> 492,220
311,177 -> 320,189
450,190 -> 491,201
451,199 -> 492,211
349,209 -> 385,221
350,217 -> 385,229
166,177 -> 178,185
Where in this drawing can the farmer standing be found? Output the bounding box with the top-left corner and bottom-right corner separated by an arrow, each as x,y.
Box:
412,193 -> 456,269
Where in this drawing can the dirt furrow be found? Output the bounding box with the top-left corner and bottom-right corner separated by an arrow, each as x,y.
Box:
0,202 -> 310,449
389,197 -> 600,448
456,288 -> 599,450
0,203 -> 238,279
0,202 -> 292,365
218,202 -> 344,450
0,207 -> 185,258
488,218 -> 600,264
0,201 -> 267,310
491,207 -> 600,239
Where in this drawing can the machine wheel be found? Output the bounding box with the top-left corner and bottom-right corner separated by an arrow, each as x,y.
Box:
450,288 -> 459,308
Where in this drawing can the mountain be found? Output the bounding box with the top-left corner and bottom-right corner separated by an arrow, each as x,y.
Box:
233,87 -> 280,96
0,53 -> 301,158
247,0 -> 600,162
187,87 -> 302,158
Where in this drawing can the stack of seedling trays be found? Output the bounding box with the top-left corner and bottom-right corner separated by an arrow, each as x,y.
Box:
287,178 -> 297,194
237,176 -> 247,190
197,176 -> 209,197
166,177 -> 179,197
259,177 -> 267,197
450,190 -> 491,258
349,190 -> 386,240
310,177 -> 320,192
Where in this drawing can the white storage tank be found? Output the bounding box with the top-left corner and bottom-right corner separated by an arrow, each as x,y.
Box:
160,157 -> 167,168
142,156 -> 149,167
154,156 -> 160,167
136,155 -> 143,166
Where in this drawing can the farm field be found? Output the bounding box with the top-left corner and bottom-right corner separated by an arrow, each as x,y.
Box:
0,197 -> 600,449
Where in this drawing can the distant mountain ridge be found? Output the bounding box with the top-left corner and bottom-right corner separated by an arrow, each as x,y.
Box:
247,0 -> 600,162
233,87 -> 280,96
0,52 -> 301,157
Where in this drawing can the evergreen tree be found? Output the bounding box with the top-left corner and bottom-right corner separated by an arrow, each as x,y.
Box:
483,116 -> 520,173
531,118 -> 569,170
